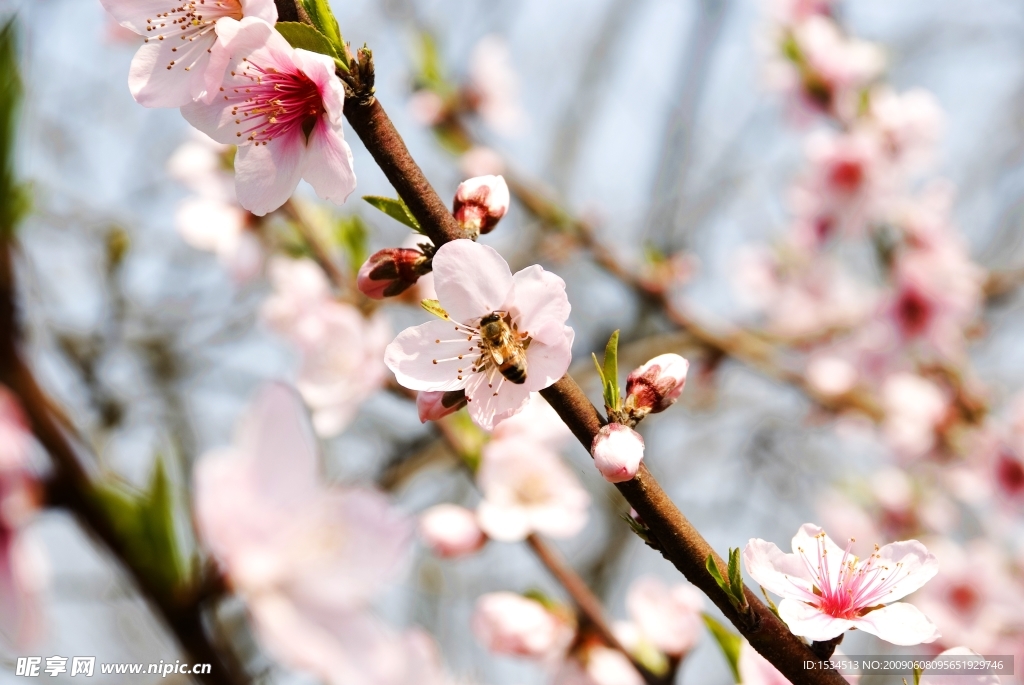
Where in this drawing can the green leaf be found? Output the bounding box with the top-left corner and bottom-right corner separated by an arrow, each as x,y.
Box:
759,585 -> 781,620
91,458 -> 187,597
421,299 -> 449,320
297,0 -> 347,66
592,352 -> 607,388
363,195 -> 421,232
416,31 -> 447,91
728,547 -> 747,607
707,554 -> 729,594
275,21 -> 338,60
702,614 -> 743,683
913,666 -> 922,685
602,330 -> 620,411
335,215 -> 368,274
0,20 -> 28,238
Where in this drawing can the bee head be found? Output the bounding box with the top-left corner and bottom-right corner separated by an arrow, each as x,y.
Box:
479,312 -> 503,326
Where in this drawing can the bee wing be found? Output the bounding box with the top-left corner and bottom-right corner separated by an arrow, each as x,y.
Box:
490,348 -> 505,364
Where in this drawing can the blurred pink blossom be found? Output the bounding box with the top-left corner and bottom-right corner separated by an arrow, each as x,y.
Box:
490,393 -> 573,448
467,36 -> 528,136
99,0 -> 277,108
472,592 -> 572,659
408,90 -> 446,127
552,645 -> 644,685
0,388 -> 45,648
866,88 -> 944,173
624,575 -> 704,657
738,642 -> 860,684
744,523 -> 939,645
762,0 -> 834,27
919,647 -> 1001,685
262,258 -> 390,436
460,146 -> 506,177
881,373 -> 947,459
182,17 -> 356,215
385,240 -> 574,431
590,424 -> 645,484
475,438 -> 589,542
194,385 -> 419,682
418,504 -> 486,558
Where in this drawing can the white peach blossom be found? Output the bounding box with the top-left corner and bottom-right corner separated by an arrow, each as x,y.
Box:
182,17 -> 356,215
744,523 -> 940,645
99,0 -> 277,108
475,438 -> 589,542
591,424 -> 644,484
385,240 -> 574,431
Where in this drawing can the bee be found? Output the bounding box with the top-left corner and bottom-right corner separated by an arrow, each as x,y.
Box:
478,311 -> 529,384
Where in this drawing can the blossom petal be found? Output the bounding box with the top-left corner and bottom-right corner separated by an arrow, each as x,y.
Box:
521,326 -> 574,392
476,501 -> 532,542
303,119 -> 357,206
99,0 -> 172,32
870,539 -> 939,602
743,538 -> 816,600
432,240 -> 513,323
128,39 -> 199,108
385,319 -> 474,392
852,602 -> 940,646
777,598 -> 854,641
791,523 -> 848,588
238,0 -> 279,23
505,265 -> 571,345
234,129 -> 308,216
292,48 -> 345,123
464,371 -> 531,431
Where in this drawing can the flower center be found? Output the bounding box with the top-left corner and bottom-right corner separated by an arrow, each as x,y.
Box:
226,61 -> 324,144
515,475 -> 550,505
799,533 -> 909,620
144,1 -> 242,73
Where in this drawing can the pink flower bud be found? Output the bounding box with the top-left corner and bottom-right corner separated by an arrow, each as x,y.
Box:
416,390 -> 468,423
472,592 -> 569,658
625,354 -> 689,416
418,504 -> 486,558
590,424 -> 645,483
452,175 -> 510,236
356,248 -> 428,299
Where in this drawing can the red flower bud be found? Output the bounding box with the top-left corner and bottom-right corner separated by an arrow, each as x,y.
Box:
625,354 -> 689,417
356,248 -> 429,299
453,175 -> 510,236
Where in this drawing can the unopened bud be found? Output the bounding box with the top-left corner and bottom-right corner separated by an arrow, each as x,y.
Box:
357,247 -> 429,299
418,503 -> 486,558
625,354 -> 689,417
590,424 -> 645,483
453,175 -> 510,236
416,390 -> 468,423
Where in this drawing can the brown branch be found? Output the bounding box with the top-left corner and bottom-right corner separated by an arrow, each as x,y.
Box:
271,3 -> 849,681
0,243 -> 246,685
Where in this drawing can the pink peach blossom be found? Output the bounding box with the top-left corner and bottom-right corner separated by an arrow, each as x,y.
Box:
881,373 -> 947,459
99,0 -> 277,108
385,240 -> 574,431
919,648 -> 1001,685
416,390 -> 468,423
552,646 -> 644,685
182,17 -> 356,215
625,353 -> 689,415
475,438 -> 589,542
590,424 -> 644,483
625,575 -> 704,656
194,385 -> 418,681
467,36 -> 527,136
472,592 -> 572,659
418,504 -> 486,558
262,258 -> 390,436
0,388 -> 44,648
744,523 -> 940,645
490,393 -> 573,448
452,175 -> 510,236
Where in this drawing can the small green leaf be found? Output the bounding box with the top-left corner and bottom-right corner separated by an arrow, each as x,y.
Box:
592,352 -> 607,388
728,547 -> 747,607
0,20 -> 29,238
335,215 -> 368,274
363,195 -> 421,231
707,554 -> 729,593
421,299 -> 449,320
415,32 -> 448,92
913,666 -> 922,685
602,330 -> 620,410
298,0 -> 347,66
275,21 -> 338,60
702,614 -> 743,683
